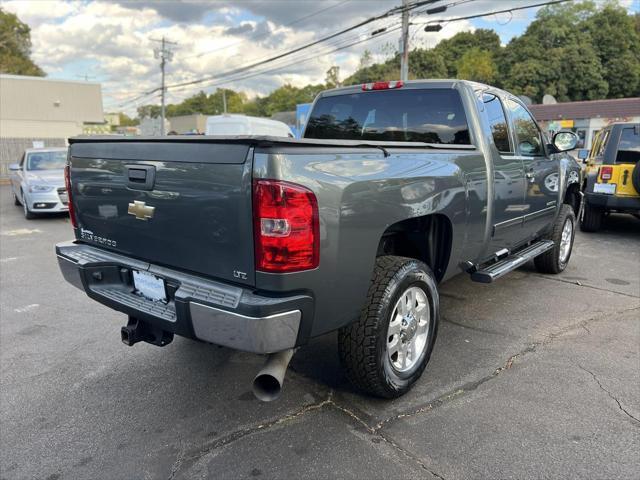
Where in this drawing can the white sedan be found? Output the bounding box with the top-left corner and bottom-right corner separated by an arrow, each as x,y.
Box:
9,147 -> 69,219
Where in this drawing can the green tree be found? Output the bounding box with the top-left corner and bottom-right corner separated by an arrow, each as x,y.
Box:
500,1 -> 608,102
325,66 -> 341,88
583,2 -> 640,97
433,29 -> 501,78
456,48 -> 497,84
118,112 -> 138,126
0,8 -> 45,76
358,50 -> 373,70
137,104 -> 161,119
409,49 -> 447,79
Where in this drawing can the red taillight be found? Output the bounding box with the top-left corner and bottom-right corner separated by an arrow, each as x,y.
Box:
64,164 -> 77,228
253,179 -> 319,273
599,166 -> 613,181
362,80 -> 404,91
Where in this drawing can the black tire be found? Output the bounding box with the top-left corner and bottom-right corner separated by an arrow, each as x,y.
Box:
338,256 -> 439,398
535,204 -> 575,274
580,200 -> 602,232
22,191 -> 36,220
13,191 -> 20,206
632,163 -> 640,194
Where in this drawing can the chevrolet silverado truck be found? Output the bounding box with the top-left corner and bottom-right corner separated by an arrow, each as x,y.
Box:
56,80 -> 582,401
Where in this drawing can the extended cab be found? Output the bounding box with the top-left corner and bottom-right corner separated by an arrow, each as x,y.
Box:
56,80 -> 582,400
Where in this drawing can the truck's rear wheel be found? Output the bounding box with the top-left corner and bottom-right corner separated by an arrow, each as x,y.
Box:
580,201 -> 603,232
338,256 -> 439,398
535,204 -> 575,274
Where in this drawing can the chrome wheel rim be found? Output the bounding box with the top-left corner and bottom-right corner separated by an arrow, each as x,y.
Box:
387,286 -> 430,372
544,173 -> 559,192
559,217 -> 573,263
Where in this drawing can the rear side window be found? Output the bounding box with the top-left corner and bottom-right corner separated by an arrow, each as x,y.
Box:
482,94 -> 511,153
304,89 -> 471,144
616,127 -> 639,164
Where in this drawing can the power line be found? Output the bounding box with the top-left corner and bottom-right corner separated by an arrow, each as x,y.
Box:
167,24 -> 403,97
128,0 -> 440,101
184,0 -> 354,60
417,0 -> 573,26
116,1 -> 452,109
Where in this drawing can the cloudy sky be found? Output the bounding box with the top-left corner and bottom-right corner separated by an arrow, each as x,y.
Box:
4,0 -> 637,114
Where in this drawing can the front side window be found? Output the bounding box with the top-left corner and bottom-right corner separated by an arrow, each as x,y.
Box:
482,94 -> 511,153
616,127 -> 639,164
505,99 -> 544,156
26,150 -> 68,170
305,88 -> 471,144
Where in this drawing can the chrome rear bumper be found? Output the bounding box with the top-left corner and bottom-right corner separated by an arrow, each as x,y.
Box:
56,241 -> 310,353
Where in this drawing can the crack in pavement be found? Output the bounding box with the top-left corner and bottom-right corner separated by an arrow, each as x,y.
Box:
373,305 -> 640,431
326,400 -> 446,479
167,441 -> 186,480
168,394 -> 335,478
534,274 -> 640,299
577,365 -> 640,425
166,305 -> 639,479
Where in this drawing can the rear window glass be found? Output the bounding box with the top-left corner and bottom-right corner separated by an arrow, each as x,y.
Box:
616,127 -> 639,164
304,89 -> 471,144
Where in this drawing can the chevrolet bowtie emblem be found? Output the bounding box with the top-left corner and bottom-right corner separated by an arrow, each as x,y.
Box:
128,200 -> 155,220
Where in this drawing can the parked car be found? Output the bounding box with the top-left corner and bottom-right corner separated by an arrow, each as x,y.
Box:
9,147 -> 69,219
56,80 -> 581,401
205,114 -> 294,137
579,123 -> 640,231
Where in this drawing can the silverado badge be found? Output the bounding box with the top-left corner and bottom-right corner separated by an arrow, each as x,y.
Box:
128,200 -> 155,220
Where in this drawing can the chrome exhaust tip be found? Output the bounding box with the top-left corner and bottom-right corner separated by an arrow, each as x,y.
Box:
252,349 -> 295,402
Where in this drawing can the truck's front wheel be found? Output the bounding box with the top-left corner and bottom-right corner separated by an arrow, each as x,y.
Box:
338,256 -> 439,398
535,204 -> 575,274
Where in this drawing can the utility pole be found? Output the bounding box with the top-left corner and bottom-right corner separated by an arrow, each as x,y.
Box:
400,0 -> 410,82
222,89 -> 227,114
152,36 -> 177,136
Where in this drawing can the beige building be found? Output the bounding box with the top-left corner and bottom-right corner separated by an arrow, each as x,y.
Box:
0,74 -> 105,175
529,97 -> 640,150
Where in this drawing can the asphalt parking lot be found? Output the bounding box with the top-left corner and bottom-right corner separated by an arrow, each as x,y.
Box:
1,183 -> 638,480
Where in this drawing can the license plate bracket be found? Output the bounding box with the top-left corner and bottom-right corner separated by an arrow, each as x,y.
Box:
132,270 -> 167,302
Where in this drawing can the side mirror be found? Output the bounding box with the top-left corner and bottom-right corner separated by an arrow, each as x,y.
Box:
552,131 -> 578,152
9,163 -> 20,171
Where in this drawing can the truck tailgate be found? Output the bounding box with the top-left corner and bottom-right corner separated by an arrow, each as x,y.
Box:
68,141 -> 255,286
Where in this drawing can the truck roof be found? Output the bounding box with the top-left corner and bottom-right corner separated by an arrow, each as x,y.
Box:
316,79 -> 500,97
67,135 -> 475,151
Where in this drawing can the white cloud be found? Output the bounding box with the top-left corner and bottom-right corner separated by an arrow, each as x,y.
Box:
8,0 -> 597,115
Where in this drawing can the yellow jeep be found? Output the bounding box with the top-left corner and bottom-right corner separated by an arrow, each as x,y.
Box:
580,123 -> 640,231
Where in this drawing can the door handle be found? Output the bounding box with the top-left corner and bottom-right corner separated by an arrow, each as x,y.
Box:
125,164 -> 156,190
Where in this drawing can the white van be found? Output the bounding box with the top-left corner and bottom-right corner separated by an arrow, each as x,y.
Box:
205,114 -> 294,137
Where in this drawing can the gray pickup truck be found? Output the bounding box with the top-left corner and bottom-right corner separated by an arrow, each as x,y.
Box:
56,80 -> 582,401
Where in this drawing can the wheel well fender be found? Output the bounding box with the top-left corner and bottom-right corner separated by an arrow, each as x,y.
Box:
375,214 -> 452,282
